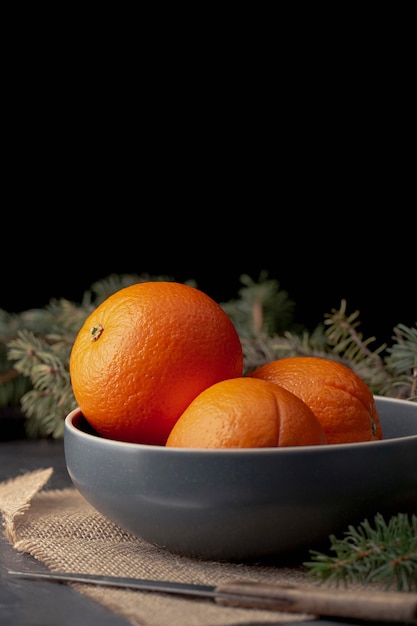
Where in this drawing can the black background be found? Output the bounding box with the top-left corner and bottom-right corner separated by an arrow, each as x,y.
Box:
2,64 -> 414,349
1,205 -> 413,349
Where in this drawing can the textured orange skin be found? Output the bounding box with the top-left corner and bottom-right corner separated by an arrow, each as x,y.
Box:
165,377 -> 328,448
69,282 -> 243,445
250,356 -> 383,444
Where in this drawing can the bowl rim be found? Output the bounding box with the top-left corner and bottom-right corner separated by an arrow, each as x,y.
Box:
64,395 -> 417,455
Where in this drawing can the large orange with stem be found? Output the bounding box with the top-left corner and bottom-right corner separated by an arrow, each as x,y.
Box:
166,376 -> 328,448
69,281 -> 243,445
250,356 -> 382,444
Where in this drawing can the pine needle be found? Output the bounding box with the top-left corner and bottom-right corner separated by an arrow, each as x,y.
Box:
304,513 -> 417,591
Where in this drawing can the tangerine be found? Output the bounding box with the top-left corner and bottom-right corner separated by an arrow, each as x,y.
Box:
250,356 -> 382,444
69,281 -> 243,445
165,376 -> 328,448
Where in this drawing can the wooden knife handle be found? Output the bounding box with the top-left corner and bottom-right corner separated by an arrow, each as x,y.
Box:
214,580 -> 417,622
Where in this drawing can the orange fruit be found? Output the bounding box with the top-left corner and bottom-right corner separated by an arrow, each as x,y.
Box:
250,356 -> 382,444
165,376 -> 328,448
69,281 -> 243,445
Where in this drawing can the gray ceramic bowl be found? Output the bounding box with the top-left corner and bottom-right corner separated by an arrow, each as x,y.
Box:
64,396 -> 417,562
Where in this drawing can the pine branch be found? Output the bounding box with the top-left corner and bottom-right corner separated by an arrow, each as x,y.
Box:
220,271 -> 298,339
323,300 -> 389,385
385,323 -> 417,400
323,302 -> 416,400
6,328 -> 76,438
304,513 -> 417,591
0,273 -> 416,438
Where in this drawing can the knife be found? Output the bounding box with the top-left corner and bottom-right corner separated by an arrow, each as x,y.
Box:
8,569 -> 417,623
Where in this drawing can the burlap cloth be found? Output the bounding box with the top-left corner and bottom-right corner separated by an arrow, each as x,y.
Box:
0,468 -> 324,625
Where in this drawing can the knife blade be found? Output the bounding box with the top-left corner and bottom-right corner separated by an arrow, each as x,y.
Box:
8,569 -> 417,623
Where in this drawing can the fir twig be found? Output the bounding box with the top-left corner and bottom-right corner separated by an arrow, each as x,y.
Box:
0,273 -> 416,437
323,300 -> 416,399
304,513 -> 417,591
385,323 -> 417,400
220,271 -> 297,339
6,328 -> 76,438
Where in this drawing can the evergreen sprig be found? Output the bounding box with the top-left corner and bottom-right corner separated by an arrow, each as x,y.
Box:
385,323 -> 417,399
7,328 -> 76,438
0,271 -> 416,439
220,270 -> 298,339
304,513 -> 417,591
323,300 -> 416,400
